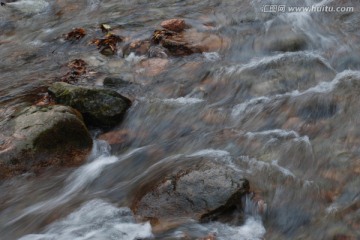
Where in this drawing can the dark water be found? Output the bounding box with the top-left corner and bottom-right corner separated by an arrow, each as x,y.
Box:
1,0 -> 360,239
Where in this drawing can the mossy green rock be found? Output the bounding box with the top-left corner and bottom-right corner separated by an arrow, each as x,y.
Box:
48,82 -> 131,127
0,105 -> 93,179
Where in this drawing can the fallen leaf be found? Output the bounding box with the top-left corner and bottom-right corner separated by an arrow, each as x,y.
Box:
64,28 -> 86,41
91,33 -> 123,56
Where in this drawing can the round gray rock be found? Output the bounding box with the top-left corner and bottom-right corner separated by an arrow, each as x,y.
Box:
131,158 -> 250,225
0,105 -> 93,179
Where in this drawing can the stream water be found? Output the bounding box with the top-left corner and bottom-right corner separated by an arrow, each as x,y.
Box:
1,0 -> 360,239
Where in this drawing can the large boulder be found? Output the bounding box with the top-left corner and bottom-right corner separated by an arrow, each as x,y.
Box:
48,82 -> 131,127
131,158 -> 250,226
0,105 -> 93,179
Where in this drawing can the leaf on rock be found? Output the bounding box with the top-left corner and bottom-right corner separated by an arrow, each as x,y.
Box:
64,28 -> 86,41
100,23 -> 112,33
91,33 -> 123,56
61,59 -> 88,83
35,93 -> 55,106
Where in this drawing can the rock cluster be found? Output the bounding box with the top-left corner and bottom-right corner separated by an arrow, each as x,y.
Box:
1,81 -> 132,179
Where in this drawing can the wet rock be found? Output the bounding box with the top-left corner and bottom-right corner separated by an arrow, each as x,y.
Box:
151,28 -> 228,57
48,82 -> 131,127
97,128 -> 149,153
138,58 -> 169,77
158,31 -> 201,56
98,129 -> 131,145
0,105 -> 92,179
123,40 -> 151,57
161,19 -> 186,32
132,159 -> 250,225
148,45 -> 168,58
103,76 -> 132,88
182,29 -> 229,52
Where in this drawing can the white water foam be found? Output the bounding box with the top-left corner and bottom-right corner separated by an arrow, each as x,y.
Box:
188,149 -> 231,158
231,96 -> 270,118
240,156 -> 296,179
300,70 -> 360,94
8,156 -> 118,225
161,97 -> 204,106
19,199 -> 153,240
271,160 -> 296,178
8,142 -> 147,225
188,149 -> 244,174
6,0 -> 49,15
203,52 -> 221,62
168,195 -> 265,239
218,51 -> 334,78
139,97 -> 204,107
201,216 -> 265,240
244,129 -> 300,139
230,70 -> 360,121
125,52 -> 147,64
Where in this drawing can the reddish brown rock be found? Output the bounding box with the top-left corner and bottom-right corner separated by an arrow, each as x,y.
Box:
123,40 -> 151,56
183,29 -> 230,52
138,58 -> 169,77
161,19 -> 186,32
98,129 -> 131,145
151,28 -> 229,56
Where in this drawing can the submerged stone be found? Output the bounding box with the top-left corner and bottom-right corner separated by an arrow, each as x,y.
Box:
103,77 -> 132,88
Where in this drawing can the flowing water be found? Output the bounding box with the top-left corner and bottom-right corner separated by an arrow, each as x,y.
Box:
1,0 -> 360,239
